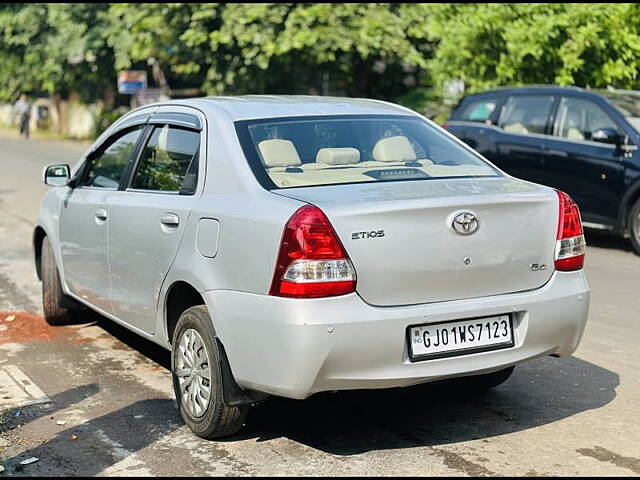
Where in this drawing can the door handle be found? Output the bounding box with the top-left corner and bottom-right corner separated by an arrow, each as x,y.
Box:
546,149 -> 568,158
160,213 -> 180,227
94,208 -> 108,222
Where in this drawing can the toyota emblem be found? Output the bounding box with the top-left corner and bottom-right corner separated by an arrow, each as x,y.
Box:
451,211 -> 479,236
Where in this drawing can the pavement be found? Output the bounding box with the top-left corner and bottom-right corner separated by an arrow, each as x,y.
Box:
0,128 -> 639,476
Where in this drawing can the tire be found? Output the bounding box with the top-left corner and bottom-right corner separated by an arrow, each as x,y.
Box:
41,236 -> 75,326
629,198 -> 640,256
171,305 -> 248,439
451,366 -> 515,391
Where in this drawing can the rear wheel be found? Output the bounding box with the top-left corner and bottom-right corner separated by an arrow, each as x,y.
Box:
451,366 -> 515,391
171,305 -> 248,439
629,198 -> 640,256
41,236 -> 75,326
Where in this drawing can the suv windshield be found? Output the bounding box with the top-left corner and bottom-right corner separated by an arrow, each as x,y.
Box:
601,93 -> 640,131
236,115 -> 498,189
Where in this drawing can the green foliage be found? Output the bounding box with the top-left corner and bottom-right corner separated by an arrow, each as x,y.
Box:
394,87 -> 453,124
0,3 -> 115,102
425,3 -> 640,92
2,3 -> 640,110
92,107 -> 127,139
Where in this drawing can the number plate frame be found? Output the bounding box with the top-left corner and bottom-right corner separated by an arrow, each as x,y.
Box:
406,313 -> 515,362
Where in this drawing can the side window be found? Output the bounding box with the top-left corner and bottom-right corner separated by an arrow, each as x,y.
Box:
553,97 -> 618,142
498,96 -> 555,135
458,98 -> 499,123
81,127 -> 143,188
130,125 -> 200,193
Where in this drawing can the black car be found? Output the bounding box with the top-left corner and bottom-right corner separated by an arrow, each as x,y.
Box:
445,85 -> 640,255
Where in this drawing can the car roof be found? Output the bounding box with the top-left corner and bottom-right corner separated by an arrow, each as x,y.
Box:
142,95 -> 414,121
462,85 -> 605,99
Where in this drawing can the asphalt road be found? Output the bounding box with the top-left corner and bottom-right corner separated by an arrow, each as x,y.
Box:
0,128 -> 639,476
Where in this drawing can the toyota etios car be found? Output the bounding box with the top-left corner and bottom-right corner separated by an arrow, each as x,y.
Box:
35,96 -> 590,438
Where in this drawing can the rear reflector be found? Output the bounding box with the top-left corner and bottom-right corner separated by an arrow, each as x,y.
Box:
555,190 -> 586,271
270,205 -> 356,298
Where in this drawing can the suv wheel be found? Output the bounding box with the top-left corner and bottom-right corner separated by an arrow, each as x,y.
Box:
41,236 -> 75,326
171,305 -> 248,439
629,198 -> 640,256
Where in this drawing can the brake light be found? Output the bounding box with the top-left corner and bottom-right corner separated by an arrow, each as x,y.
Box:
554,190 -> 586,271
270,205 -> 356,298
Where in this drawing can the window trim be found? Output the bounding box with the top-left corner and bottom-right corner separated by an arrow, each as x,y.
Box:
76,124 -> 147,190
124,123 -> 202,195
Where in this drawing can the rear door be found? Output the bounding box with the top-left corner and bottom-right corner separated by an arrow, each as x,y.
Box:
107,110 -> 203,334
446,94 -> 504,157
59,126 -> 145,313
491,94 -> 557,183
541,95 -> 624,224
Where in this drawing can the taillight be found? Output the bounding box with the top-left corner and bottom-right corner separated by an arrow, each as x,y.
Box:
555,190 -> 586,271
270,205 -> 357,298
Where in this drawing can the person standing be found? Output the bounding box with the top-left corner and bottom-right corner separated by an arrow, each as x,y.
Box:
13,93 -> 31,139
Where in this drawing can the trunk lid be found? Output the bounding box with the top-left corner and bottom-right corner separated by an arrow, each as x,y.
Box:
274,177 -> 558,306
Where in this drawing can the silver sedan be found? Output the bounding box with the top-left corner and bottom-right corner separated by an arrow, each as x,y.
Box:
34,96 -> 589,438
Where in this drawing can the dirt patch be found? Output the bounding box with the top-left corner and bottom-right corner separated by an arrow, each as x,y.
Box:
0,311 -> 76,344
577,446 -> 640,475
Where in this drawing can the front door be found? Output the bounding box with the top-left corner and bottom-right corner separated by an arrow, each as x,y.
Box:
58,126 -> 145,313
542,96 -> 624,224
107,121 -> 202,334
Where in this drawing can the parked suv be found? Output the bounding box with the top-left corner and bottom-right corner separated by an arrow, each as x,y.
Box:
446,86 -> 640,254
35,96 -> 589,439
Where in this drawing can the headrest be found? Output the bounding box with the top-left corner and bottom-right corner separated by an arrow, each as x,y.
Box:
503,122 -> 529,134
316,147 -> 360,165
257,139 -> 302,168
372,136 -> 417,162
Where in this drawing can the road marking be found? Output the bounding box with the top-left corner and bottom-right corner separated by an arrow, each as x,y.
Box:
94,429 -> 152,477
0,365 -> 50,410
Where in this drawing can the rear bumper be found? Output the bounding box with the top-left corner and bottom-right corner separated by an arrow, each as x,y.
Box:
204,270 -> 589,400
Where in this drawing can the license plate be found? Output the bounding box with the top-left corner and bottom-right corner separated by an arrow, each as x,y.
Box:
407,314 -> 514,362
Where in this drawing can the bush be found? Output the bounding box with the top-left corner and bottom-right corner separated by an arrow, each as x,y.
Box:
92,107 -> 128,139
394,87 -> 457,125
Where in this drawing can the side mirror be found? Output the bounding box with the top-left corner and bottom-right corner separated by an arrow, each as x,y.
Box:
591,128 -> 623,146
43,164 -> 71,187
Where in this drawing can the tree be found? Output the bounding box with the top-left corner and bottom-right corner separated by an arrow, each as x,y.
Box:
425,3 -> 640,93
0,3 -> 116,104
4,2 -> 640,121
106,3 -> 210,92
110,3 -> 434,98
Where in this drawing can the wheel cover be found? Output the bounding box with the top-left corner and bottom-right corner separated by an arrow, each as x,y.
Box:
175,328 -> 212,418
634,210 -> 640,241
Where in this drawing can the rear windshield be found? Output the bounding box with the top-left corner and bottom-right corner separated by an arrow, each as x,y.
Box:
235,115 -> 499,189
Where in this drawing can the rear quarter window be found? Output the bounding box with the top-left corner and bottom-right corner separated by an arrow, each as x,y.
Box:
457,98 -> 499,123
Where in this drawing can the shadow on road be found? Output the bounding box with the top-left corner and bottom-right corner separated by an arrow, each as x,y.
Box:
584,228 -> 633,253
1,383 -> 100,434
2,397 -> 180,476
233,355 -> 619,455
84,310 -> 171,370
88,313 -> 619,457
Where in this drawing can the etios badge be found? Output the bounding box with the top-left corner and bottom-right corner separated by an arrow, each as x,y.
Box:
451,211 -> 479,236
